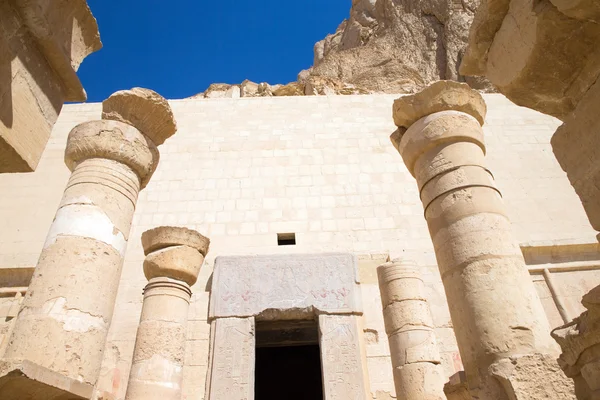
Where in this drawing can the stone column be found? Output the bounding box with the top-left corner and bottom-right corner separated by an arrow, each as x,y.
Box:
390,81 -> 572,399
377,259 -> 445,400
0,88 -> 177,400
125,226 -> 210,400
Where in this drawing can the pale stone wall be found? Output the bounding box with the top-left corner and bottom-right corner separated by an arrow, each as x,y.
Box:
0,94 -> 597,399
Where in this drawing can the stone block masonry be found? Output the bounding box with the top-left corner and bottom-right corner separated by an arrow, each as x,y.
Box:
0,93 -> 596,399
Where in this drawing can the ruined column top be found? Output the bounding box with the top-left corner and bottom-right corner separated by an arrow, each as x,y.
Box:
377,259 -> 421,284
141,226 -> 210,256
102,88 -> 177,146
392,80 -> 487,129
142,226 -> 209,286
65,119 -> 159,188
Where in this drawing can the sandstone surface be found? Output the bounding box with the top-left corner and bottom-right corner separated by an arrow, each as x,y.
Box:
302,0 -> 493,94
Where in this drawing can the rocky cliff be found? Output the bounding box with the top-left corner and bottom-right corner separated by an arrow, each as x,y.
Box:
189,0 -> 491,99
303,0 -> 491,93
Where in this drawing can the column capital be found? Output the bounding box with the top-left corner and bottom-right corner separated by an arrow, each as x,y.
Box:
142,226 -> 210,286
377,259 -> 421,284
65,119 -> 159,188
392,80 -> 487,129
102,87 -> 177,146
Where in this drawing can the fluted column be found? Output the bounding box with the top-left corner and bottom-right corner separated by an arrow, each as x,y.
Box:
377,259 -> 445,400
125,226 -> 210,400
390,81 -> 571,399
0,88 -> 177,399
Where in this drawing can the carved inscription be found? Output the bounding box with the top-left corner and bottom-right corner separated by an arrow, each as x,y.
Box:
210,253 -> 361,319
209,318 -> 255,400
319,315 -> 367,400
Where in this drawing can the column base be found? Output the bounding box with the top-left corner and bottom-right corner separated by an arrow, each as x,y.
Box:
0,359 -> 93,400
489,353 -> 575,399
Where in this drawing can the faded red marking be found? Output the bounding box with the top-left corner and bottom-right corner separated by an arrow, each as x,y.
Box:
112,368 -> 120,393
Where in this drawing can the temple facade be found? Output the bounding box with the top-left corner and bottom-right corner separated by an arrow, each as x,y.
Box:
0,86 -> 598,399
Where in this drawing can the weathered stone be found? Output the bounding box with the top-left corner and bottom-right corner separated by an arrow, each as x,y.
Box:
461,0 -> 600,120
551,77 -> 600,231
12,0 -> 102,101
0,359 -> 93,400
553,285 -> 600,399
551,0 -> 600,21
240,80 -> 259,97
273,82 -> 305,97
125,278 -> 192,400
225,85 -> 241,98
303,0 -> 494,94
102,88 -> 177,145
143,245 -> 204,286
304,75 -> 371,96
378,259 -> 445,399
392,83 -> 569,399
392,81 -> 486,129
141,226 -> 210,256
65,120 -> 159,188
0,89 -> 169,396
0,0 -> 101,173
126,226 -> 209,400
459,0 -> 510,76
206,317 -> 255,400
319,314 -> 369,399
203,83 -> 233,98
209,253 -> 362,319
490,354 -> 575,400
444,372 -> 471,400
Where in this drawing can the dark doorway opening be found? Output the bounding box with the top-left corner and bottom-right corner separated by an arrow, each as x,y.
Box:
255,320 -> 323,400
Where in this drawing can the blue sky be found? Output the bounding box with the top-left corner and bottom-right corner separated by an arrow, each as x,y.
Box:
79,0 -> 349,102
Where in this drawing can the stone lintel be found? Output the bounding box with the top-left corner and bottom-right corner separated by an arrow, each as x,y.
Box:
209,253 -> 362,320
0,359 -> 93,399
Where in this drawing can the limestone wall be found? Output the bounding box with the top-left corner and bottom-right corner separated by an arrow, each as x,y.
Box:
0,94 -> 597,399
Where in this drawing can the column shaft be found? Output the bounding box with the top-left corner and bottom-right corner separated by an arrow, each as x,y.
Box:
378,260 -> 445,400
4,157 -> 140,384
0,88 -> 176,399
125,278 -> 192,400
403,110 -> 556,397
391,81 -> 572,399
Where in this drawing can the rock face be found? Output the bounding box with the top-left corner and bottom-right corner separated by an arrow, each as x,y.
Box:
188,76 -> 371,99
188,0 -> 494,100
303,0 -> 492,94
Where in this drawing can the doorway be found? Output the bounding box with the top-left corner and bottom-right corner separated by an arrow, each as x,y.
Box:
254,320 -> 323,399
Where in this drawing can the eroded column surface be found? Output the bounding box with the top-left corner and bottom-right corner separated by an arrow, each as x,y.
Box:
390,81 -> 573,399
0,88 -> 177,399
125,226 -> 210,400
377,259 -> 445,400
